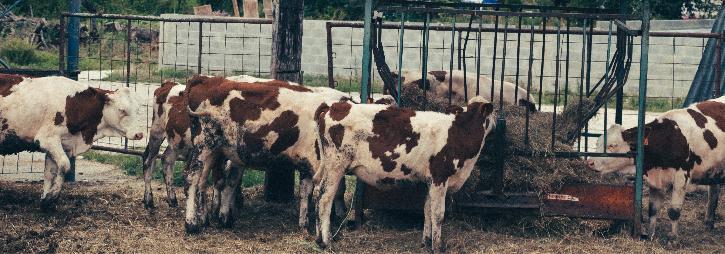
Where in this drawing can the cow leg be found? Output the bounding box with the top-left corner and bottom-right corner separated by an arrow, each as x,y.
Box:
647,187 -> 666,240
141,134 -> 164,210
428,183 -> 448,254
160,146 -> 178,207
314,170 -> 344,249
39,141 -> 71,209
210,160 -> 227,222
184,148 -> 221,233
705,185 -> 721,230
422,187 -> 432,248
667,173 -> 687,240
299,172 -> 314,233
219,162 -> 244,228
41,153 -> 59,211
332,177 -> 347,228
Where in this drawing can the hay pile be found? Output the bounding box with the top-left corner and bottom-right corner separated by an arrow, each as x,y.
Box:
399,84 -> 613,194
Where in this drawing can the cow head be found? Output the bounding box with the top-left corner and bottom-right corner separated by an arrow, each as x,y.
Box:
100,87 -> 144,140
465,96 -> 496,135
586,124 -> 636,174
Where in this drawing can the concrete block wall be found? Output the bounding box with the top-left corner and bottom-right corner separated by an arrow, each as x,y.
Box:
158,15 -> 717,98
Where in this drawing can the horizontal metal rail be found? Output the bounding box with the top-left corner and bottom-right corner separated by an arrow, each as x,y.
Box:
326,21 -> 723,38
61,12 -> 273,24
382,0 -> 620,14
91,145 -> 144,157
377,7 -> 637,20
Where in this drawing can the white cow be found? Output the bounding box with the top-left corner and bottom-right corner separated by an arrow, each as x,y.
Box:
0,74 -> 143,209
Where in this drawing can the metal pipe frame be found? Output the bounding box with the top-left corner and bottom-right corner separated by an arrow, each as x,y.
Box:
61,12 -> 273,24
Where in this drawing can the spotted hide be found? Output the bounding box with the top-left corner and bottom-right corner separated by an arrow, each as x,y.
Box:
182,75 -> 369,233
313,96 -> 496,253
394,69 -> 536,111
587,96 -> 725,239
0,74 -> 143,208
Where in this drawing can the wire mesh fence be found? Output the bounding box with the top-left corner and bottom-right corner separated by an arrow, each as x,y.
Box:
1,13 -> 273,175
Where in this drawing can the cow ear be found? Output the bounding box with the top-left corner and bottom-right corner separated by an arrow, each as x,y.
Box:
445,105 -> 463,115
481,102 -> 494,116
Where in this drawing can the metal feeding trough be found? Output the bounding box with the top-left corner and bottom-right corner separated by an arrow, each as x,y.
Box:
354,183 -> 634,223
345,0 -> 653,237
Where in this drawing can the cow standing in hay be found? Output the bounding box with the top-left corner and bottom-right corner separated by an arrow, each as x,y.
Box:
314,96 -> 496,253
587,96 -> 725,240
182,75 -> 370,233
0,74 -> 143,209
394,70 -> 537,111
143,75 -> 287,210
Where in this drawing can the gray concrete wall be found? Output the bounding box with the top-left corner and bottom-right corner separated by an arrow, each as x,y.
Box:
158,15 -> 717,98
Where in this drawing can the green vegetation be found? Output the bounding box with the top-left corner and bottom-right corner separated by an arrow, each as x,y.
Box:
304,74 -> 384,94
102,67 -> 195,83
81,150 -> 266,187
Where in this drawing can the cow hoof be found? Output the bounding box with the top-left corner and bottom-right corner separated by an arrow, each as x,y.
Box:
39,199 -> 56,212
346,220 -> 358,230
219,215 -> 235,229
143,199 -> 155,210
167,198 -> 178,208
315,237 -> 327,249
185,222 -> 201,234
421,237 -> 432,248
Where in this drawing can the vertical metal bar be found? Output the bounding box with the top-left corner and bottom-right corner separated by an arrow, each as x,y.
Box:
584,19 -> 594,152
396,13 -> 406,105
198,22 -> 203,74
514,15 -> 522,102
475,15 -> 482,96
564,18 -> 570,108
327,23 -> 335,88
360,0 -> 374,103
537,17 -> 547,111
64,0 -> 81,183
615,0 -> 627,124
449,16 -> 457,106
634,0 -> 651,239
421,13 -> 431,106
713,35 -> 722,98
59,16 -> 66,76
490,15 -> 499,100
551,18 -> 561,150
499,16 -> 509,111
124,18 -> 132,151
457,30 -> 462,70
603,21 -> 614,150
525,19 -> 534,146
577,19 -> 587,152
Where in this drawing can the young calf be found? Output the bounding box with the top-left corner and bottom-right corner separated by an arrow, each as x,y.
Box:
142,75 -> 287,209
587,96 -> 725,239
183,75 -> 363,233
0,74 -> 143,208
394,69 -> 536,111
314,96 -> 496,253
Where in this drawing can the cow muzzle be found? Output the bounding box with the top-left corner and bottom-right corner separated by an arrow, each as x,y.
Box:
129,132 -> 144,140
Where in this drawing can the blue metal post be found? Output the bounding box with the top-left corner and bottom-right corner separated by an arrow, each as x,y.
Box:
634,0 -> 651,238
64,0 -> 81,183
359,0 -> 373,104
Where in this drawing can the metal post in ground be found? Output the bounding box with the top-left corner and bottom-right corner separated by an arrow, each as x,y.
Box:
633,0 -> 651,239
64,0 -> 81,183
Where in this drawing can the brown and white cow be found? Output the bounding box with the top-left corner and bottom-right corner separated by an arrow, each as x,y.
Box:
394,69 -> 536,111
143,74 -> 363,212
142,75 -> 288,209
182,75 -> 364,233
587,96 -> 725,239
0,74 -> 143,208
313,96 -> 496,253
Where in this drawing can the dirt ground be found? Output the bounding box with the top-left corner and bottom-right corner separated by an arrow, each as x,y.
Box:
0,160 -> 723,253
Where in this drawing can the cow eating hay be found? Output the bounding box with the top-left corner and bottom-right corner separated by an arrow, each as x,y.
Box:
399,82 -> 605,194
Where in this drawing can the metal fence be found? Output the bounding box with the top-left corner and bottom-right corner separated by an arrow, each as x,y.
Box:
0,13 -> 273,175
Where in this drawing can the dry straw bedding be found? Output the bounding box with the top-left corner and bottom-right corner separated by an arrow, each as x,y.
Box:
0,181 -> 722,253
400,84 -> 611,194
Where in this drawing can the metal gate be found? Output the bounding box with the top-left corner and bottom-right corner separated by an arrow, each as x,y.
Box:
347,0 -> 655,235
